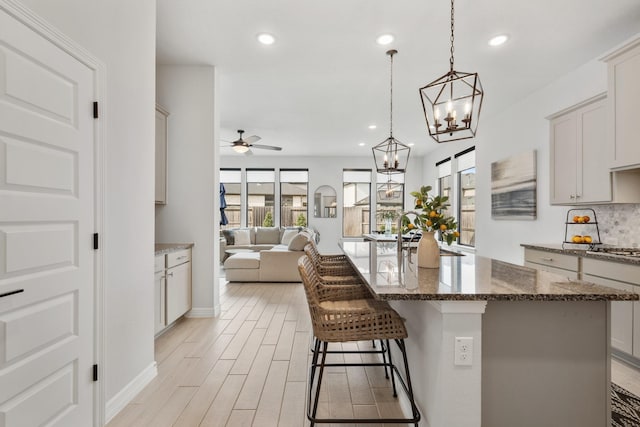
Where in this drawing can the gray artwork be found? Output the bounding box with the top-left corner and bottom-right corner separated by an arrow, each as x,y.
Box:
491,150 -> 537,220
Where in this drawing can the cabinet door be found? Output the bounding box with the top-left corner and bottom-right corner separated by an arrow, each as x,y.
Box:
155,106 -> 168,204
578,100 -> 611,203
609,44 -> 640,169
583,273 -> 633,354
166,261 -> 192,325
154,271 -> 166,334
550,113 -> 578,204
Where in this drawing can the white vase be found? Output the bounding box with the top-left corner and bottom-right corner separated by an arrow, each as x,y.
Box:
418,231 -> 440,269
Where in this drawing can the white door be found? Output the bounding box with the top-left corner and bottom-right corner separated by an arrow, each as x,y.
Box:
0,7 -> 95,427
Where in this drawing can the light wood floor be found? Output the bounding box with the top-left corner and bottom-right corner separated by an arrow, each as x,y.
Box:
106,279 -> 640,427
106,280 -> 411,427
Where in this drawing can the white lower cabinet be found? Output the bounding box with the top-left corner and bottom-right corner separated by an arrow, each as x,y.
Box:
583,258 -> 640,357
155,248 -> 192,334
523,249 -> 579,280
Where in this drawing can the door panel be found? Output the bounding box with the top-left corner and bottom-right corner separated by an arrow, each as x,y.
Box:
0,7 -> 94,426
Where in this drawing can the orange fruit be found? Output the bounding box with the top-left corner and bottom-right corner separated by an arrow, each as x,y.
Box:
415,199 -> 422,207
429,211 -> 438,218
426,220 -> 433,227
440,224 -> 447,231
453,231 -> 460,237
573,215 -> 581,223
407,223 -> 415,230
583,235 -> 593,243
572,235 -> 584,243
582,215 -> 590,223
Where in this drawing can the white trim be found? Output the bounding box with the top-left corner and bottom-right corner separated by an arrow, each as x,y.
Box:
0,1 -> 106,426
105,362 -> 158,424
428,301 -> 487,314
186,307 -> 216,318
213,304 -> 221,317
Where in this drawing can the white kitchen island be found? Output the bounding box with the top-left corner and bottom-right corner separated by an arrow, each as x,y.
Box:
340,240 -> 638,427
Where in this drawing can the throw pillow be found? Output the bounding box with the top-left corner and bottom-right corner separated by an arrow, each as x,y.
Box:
234,229 -> 251,246
281,229 -> 299,245
221,229 -> 235,245
256,227 -> 281,244
288,232 -> 310,251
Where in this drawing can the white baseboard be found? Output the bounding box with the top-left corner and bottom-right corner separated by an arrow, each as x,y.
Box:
105,361 -> 157,423
186,307 -> 216,318
213,304 -> 221,317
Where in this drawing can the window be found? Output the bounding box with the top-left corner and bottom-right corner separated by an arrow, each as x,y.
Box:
456,148 -> 476,246
220,169 -> 241,230
280,169 -> 308,227
437,158 -> 452,222
343,170 -> 371,237
375,173 -> 404,233
247,169 -> 275,227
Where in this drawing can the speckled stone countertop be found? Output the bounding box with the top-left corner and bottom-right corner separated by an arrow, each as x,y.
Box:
154,243 -> 194,255
522,243 -> 640,265
340,241 -> 638,301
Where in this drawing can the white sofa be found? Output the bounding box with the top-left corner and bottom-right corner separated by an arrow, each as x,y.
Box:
223,227 -> 312,282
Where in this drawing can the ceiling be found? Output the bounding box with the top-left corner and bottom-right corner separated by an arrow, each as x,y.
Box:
157,0 -> 640,158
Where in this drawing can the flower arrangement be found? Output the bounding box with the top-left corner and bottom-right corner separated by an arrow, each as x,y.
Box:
402,185 -> 459,245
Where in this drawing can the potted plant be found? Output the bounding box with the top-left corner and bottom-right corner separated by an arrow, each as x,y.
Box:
402,186 -> 459,268
377,209 -> 399,236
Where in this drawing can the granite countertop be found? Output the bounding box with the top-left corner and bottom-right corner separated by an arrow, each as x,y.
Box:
340,241 -> 638,302
155,243 -> 194,255
522,243 -> 640,265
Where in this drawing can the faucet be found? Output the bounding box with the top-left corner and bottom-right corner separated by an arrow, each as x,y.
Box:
397,211 -> 421,260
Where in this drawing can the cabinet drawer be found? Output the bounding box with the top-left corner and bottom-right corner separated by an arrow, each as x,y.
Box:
154,254 -> 165,273
524,249 -> 579,272
167,249 -> 191,268
583,258 -> 640,285
524,261 -> 579,280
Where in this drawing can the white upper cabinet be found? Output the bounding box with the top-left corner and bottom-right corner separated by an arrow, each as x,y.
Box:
549,95 -> 611,204
155,104 -> 169,204
603,38 -> 640,171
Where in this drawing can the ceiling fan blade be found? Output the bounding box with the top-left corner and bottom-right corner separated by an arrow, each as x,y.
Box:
244,135 -> 261,144
251,144 -> 282,151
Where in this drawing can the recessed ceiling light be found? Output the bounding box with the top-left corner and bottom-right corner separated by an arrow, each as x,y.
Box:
376,34 -> 394,46
359,142 -> 366,146
408,143 -> 415,146
488,34 -> 509,47
257,33 -> 275,45
368,124 -> 377,129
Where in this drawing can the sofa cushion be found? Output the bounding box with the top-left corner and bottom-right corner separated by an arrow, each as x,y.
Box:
288,232 -> 310,251
234,229 -> 251,245
281,229 -> 299,245
224,252 -> 261,269
255,227 -> 281,244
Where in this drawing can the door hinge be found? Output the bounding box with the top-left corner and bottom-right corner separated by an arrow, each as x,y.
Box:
93,233 -> 99,250
93,364 -> 98,382
93,102 -> 99,119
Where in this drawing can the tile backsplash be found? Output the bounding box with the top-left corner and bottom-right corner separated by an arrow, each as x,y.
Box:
591,204 -> 640,247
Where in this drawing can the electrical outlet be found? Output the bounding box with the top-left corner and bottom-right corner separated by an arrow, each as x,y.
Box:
454,337 -> 473,366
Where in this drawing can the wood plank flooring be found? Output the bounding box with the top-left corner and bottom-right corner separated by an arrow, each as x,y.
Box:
106,278 -> 640,427
106,280 -> 409,427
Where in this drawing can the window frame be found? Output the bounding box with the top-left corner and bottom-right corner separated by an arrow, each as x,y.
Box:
342,169 -> 372,238
246,168 -> 276,228
279,169 -> 309,228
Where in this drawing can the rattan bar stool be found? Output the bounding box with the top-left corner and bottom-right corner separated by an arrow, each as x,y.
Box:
303,243 -> 360,283
298,256 -> 421,426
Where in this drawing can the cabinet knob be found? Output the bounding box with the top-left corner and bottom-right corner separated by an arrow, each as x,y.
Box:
569,195 -> 576,199
541,257 -> 554,262
166,272 -> 174,277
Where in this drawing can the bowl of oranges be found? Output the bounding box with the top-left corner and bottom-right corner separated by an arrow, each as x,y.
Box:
572,215 -> 591,223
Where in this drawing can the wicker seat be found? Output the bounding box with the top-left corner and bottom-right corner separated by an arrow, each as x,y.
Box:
298,255 -> 421,426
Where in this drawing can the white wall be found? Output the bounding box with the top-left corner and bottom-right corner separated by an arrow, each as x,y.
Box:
423,58 -> 610,264
156,65 -> 218,316
220,155 -> 424,252
19,0 -> 157,405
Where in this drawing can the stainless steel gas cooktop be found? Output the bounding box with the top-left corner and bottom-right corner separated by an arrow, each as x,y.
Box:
586,247 -> 640,258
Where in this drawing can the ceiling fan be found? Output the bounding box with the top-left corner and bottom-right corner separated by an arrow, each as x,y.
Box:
226,129 -> 282,154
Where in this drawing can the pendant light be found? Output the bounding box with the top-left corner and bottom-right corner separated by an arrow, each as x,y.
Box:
419,0 -> 484,143
372,49 -> 411,175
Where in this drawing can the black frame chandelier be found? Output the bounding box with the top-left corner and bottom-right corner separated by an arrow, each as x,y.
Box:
372,49 -> 411,174
419,0 -> 484,143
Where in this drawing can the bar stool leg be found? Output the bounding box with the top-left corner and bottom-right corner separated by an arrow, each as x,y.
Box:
380,340 -> 389,379
386,339 -> 398,397
397,339 -> 420,427
309,340 -> 329,426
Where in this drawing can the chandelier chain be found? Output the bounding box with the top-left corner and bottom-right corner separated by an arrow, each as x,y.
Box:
389,51 -> 394,138
449,0 -> 455,72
